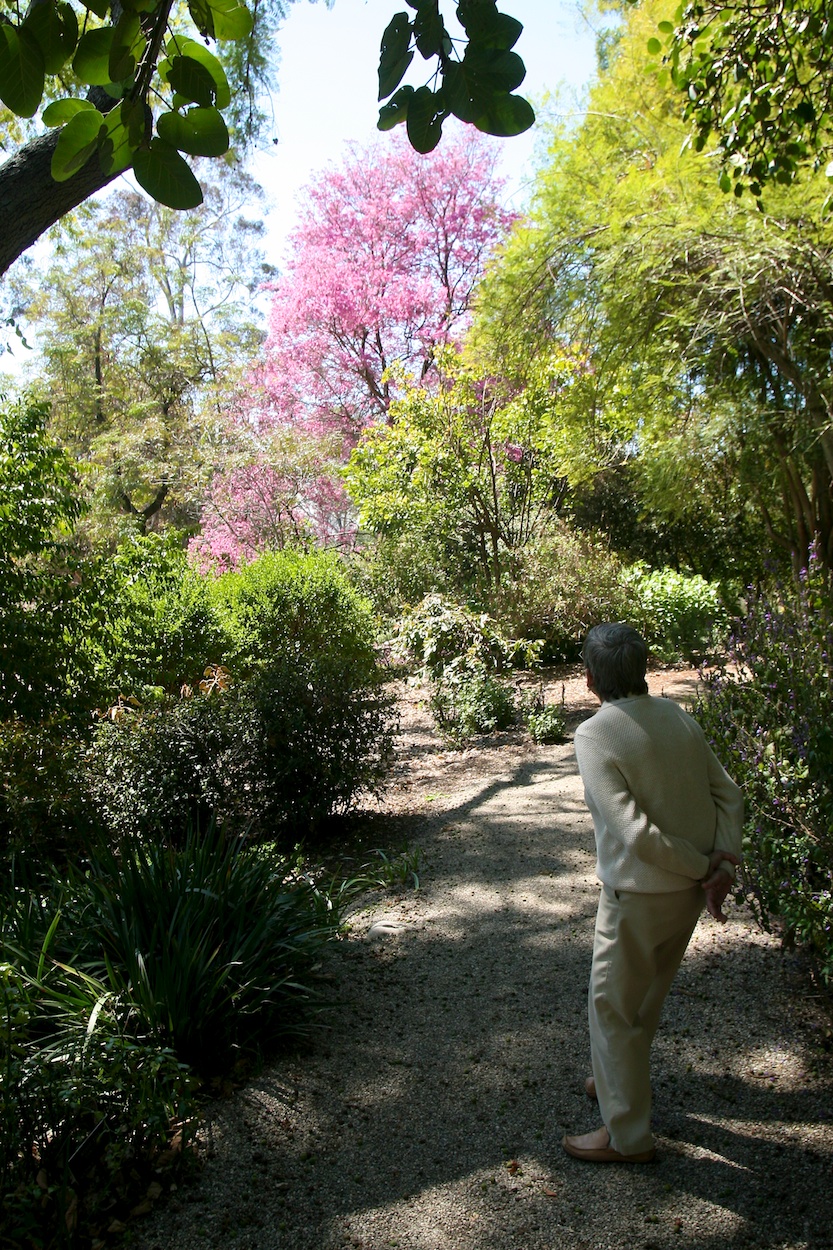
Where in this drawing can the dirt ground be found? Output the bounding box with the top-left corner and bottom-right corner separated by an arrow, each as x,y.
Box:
379,662 -> 704,819
134,665 -> 833,1250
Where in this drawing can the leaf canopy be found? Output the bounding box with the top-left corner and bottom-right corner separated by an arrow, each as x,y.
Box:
376,0 -> 533,144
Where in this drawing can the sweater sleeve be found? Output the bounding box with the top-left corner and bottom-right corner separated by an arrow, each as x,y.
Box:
574,730 -> 712,882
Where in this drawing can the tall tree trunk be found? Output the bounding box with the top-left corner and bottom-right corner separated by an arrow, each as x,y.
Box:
0,123 -> 120,277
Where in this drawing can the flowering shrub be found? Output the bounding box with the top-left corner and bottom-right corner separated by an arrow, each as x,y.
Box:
694,558 -> 833,990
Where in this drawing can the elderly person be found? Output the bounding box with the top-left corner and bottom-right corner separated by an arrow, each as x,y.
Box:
564,622 -> 743,1163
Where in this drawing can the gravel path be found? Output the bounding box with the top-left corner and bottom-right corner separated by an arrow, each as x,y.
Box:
135,674 -> 833,1250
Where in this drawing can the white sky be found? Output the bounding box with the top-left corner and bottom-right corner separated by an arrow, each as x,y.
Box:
250,0 -> 600,258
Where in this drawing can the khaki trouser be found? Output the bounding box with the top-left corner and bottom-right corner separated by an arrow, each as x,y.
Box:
589,883 -> 704,1155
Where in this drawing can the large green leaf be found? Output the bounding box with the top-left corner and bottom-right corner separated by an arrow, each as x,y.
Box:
463,46 -> 525,93
460,7 -> 520,49
377,84 -> 414,131
474,90 -> 534,137
157,106 -> 229,156
50,107 -> 104,181
166,38 -> 230,108
406,84 -> 444,153
378,12 -> 413,101
133,138 -> 204,209
0,24 -> 45,118
207,0 -> 253,41
458,1 -> 522,50
99,106 -> 136,175
23,0 -> 78,75
187,0 -> 216,39
73,26 -> 114,86
413,3 -> 448,58
167,54 -> 217,106
443,62 -> 479,124
77,0 -> 109,17
42,96 -> 97,127
109,11 -> 145,83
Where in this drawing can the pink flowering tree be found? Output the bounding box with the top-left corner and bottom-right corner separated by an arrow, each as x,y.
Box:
254,127 -> 514,444
193,128 -> 514,567
190,427 -> 356,569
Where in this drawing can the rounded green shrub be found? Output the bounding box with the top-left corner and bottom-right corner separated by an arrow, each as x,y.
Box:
87,550 -> 395,844
210,549 -> 378,682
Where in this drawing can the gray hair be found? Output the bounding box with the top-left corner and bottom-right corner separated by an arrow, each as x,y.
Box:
582,623 -> 648,701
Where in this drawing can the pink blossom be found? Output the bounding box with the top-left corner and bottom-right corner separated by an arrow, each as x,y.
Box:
251,127 -> 514,446
196,128 -> 514,566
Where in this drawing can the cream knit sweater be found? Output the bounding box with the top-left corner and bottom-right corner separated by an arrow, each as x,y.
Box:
573,694 -> 743,893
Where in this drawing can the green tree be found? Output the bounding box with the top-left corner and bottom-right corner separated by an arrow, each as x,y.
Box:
479,0 -> 833,576
0,0 -> 532,276
13,165 -> 267,539
0,393 -> 84,717
658,0 -> 833,198
345,347 -> 580,590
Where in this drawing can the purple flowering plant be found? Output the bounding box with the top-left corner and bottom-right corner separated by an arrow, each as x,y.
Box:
694,549 -> 833,992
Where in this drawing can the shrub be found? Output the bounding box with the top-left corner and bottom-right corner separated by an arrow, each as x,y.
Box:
429,657 -> 517,741
87,552 -> 396,843
88,677 -> 394,845
396,594 -> 539,679
210,548 -> 378,683
626,565 -> 730,662
694,558 -> 833,991
489,525 -> 633,661
213,552 -> 395,835
83,531 -> 224,703
86,687 -> 235,843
